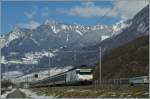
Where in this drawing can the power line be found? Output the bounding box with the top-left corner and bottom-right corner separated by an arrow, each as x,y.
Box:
95,5 -> 115,25
54,50 -> 99,53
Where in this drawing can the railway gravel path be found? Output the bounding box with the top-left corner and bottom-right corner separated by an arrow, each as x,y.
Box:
6,89 -> 26,98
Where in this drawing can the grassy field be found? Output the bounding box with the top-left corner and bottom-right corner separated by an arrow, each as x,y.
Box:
31,84 -> 149,98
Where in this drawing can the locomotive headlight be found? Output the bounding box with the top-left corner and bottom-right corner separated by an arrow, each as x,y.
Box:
77,74 -> 93,81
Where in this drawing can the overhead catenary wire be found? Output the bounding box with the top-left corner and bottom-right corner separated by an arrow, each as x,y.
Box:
95,3 -> 115,25
93,3 -> 115,84
54,50 -> 99,53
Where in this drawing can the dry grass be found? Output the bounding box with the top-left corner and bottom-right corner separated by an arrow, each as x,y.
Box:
31,84 -> 149,98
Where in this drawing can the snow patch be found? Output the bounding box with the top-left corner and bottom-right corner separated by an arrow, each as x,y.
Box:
5,27 -> 25,47
24,51 -> 55,60
1,51 -> 56,65
75,30 -> 83,36
7,32 -> 19,43
30,37 -> 40,46
137,22 -> 147,33
61,25 -> 68,30
2,71 -> 24,81
112,20 -> 132,36
1,88 -> 16,98
0,56 -> 6,64
0,36 -> 6,48
101,35 -> 110,41
51,25 -> 57,34
20,88 -> 54,98
66,34 -> 69,41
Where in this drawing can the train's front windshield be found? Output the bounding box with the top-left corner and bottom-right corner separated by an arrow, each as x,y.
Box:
78,72 -> 92,75
76,69 -> 92,75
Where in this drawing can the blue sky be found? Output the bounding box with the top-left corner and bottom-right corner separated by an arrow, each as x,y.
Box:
1,0 -> 148,34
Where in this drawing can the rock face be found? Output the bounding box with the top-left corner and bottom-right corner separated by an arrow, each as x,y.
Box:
1,5 -> 149,74
102,5 -> 149,50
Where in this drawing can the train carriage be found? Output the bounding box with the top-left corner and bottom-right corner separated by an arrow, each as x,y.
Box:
129,76 -> 149,85
30,66 -> 93,87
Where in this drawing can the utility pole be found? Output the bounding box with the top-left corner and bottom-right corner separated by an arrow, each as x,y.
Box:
0,37 -> 2,96
99,47 -> 102,84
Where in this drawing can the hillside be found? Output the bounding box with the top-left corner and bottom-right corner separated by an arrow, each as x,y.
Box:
82,5 -> 149,54
94,35 -> 149,80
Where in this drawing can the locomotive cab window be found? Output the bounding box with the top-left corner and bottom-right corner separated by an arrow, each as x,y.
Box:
78,72 -> 92,75
76,69 -> 92,75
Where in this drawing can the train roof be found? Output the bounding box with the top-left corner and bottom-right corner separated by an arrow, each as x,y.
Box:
68,65 -> 92,71
129,76 -> 149,79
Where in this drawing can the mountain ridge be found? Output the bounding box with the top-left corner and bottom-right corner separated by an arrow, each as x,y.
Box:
1,5 -> 149,74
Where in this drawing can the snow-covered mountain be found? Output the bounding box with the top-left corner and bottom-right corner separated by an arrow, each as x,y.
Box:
1,20 -> 114,64
2,19 -> 129,50
1,5 -> 148,74
83,5 -> 149,57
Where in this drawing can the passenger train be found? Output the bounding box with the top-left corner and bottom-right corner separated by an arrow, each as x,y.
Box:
30,66 -> 93,87
129,76 -> 149,85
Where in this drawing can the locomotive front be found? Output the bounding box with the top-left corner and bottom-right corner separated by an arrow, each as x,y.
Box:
76,68 -> 93,81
